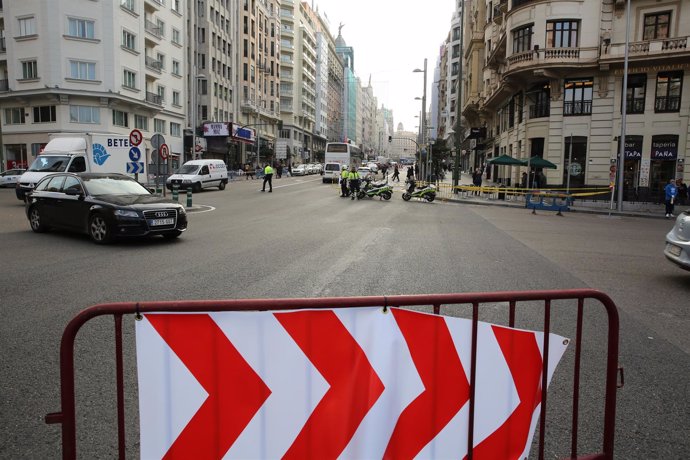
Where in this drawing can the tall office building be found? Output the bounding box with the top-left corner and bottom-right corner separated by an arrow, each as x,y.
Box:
0,0 -> 186,170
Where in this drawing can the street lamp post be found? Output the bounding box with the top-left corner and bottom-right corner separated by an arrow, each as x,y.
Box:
414,58 -> 428,182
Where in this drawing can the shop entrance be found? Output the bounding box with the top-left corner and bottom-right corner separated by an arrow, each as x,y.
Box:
563,136 -> 587,188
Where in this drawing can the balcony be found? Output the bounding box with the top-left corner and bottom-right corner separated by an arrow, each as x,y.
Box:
145,20 -> 162,39
602,36 -> 689,64
528,103 -> 550,119
505,47 -> 598,77
146,91 -> 163,105
563,100 -> 592,116
655,96 -> 681,113
485,28 -> 506,70
145,55 -> 162,72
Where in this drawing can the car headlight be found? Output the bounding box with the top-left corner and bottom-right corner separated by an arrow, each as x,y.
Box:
178,206 -> 186,215
114,209 -> 140,218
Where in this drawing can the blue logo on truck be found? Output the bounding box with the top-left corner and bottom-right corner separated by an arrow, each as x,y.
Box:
92,143 -> 111,166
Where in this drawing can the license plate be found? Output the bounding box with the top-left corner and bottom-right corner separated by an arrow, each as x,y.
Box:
666,243 -> 682,257
149,218 -> 174,226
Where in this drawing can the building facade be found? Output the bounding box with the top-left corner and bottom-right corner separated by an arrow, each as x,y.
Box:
0,0 -> 186,170
459,0 -> 689,198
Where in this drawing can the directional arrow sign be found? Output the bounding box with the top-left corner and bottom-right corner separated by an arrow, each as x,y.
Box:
129,147 -> 141,162
136,308 -> 569,460
126,162 -> 144,174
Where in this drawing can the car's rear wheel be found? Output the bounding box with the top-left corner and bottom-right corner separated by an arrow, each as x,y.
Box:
28,206 -> 48,233
218,181 -> 226,190
89,214 -> 111,244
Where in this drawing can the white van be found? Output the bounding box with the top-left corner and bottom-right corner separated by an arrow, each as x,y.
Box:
323,162 -> 346,183
166,160 -> 228,192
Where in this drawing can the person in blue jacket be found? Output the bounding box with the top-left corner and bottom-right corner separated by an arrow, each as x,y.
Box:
664,178 -> 677,218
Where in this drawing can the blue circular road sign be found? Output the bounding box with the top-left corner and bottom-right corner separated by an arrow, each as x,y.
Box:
129,147 -> 141,161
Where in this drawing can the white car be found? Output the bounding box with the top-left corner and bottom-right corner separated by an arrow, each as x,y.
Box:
367,162 -> 379,173
292,164 -> 308,176
0,169 -> 26,187
664,209 -> 690,271
357,167 -> 374,181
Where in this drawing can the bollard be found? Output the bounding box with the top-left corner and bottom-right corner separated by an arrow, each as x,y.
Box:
172,184 -> 179,202
186,187 -> 193,207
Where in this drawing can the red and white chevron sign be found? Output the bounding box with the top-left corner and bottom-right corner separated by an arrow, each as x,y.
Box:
136,307 -> 568,459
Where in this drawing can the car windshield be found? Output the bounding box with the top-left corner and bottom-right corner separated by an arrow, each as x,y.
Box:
326,164 -> 340,171
28,156 -> 71,172
83,176 -> 151,196
176,164 -> 200,174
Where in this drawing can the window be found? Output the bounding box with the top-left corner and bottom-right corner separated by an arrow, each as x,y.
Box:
625,74 -> 646,114
21,60 -> 38,79
512,25 -> 532,53
172,60 -> 181,76
123,70 -> 136,89
122,30 -> 136,50
67,18 -> 95,39
156,19 -> 165,37
156,85 -> 165,101
563,78 -> 593,116
546,20 -> 579,48
69,60 -> 96,80
33,106 -> 57,123
172,0 -> 181,13
655,71 -> 682,112
170,122 -> 181,137
134,114 -> 148,130
113,110 -> 129,127
172,90 -> 181,106
154,118 -> 165,133
120,0 -> 135,11
18,17 -> 37,37
69,105 -> 100,123
4,108 -> 26,125
156,52 -> 165,70
643,11 -> 671,40
172,28 -> 181,45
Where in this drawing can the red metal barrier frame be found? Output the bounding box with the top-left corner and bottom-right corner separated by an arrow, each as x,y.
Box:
45,289 -> 620,460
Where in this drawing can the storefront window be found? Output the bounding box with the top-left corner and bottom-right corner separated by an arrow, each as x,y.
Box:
563,136 -> 587,188
649,134 -> 678,201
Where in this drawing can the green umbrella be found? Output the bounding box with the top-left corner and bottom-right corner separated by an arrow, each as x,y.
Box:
521,156 -> 557,169
488,154 -> 524,165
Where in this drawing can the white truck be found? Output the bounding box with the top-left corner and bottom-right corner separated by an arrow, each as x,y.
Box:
15,133 -> 145,200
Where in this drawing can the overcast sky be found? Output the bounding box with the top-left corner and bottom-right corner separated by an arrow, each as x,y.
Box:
312,0 -> 456,137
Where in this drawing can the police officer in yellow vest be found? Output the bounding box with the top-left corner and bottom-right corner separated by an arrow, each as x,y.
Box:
262,163 -> 274,192
340,165 -> 349,197
347,165 -> 361,200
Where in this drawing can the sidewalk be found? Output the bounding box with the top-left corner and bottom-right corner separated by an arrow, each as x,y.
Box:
399,166 -> 671,220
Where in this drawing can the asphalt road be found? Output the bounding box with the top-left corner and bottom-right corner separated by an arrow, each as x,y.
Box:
0,175 -> 688,459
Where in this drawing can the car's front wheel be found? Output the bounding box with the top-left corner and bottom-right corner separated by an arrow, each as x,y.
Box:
28,206 -> 48,233
163,230 -> 182,239
89,214 -> 111,244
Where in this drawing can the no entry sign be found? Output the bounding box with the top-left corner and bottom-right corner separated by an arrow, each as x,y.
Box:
136,308 -> 568,459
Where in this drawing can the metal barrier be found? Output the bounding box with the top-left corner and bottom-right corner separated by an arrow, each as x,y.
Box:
45,289 -> 621,460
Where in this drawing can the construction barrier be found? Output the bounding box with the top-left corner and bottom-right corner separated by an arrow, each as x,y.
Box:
45,289 -> 622,460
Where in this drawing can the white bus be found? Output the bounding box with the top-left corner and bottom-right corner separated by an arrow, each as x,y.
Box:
323,142 -> 364,183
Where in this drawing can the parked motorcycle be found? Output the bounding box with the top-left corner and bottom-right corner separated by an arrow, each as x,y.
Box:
357,178 -> 393,200
402,179 -> 436,202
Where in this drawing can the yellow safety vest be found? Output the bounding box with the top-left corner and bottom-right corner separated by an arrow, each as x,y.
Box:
264,165 -> 274,175
341,170 -> 348,178
347,171 -> 360,180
